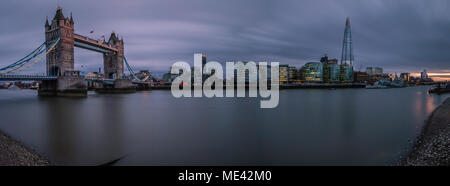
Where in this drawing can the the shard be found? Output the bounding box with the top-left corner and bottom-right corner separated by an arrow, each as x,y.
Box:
341,17 -> 354,66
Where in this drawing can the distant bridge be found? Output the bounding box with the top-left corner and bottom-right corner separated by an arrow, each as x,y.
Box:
0,75 -> 57,81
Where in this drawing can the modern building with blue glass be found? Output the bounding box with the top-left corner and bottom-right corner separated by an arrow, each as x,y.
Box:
300,62 -> 323,82
340,17 -> 354,82
324,62 -> 340,83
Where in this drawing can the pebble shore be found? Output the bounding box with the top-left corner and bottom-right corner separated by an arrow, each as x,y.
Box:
403,97 -> 450,166
0,131 -> 50,166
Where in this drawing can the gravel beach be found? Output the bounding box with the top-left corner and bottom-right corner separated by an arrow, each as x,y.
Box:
0,131 -> 50,166
404,97 -> 450,166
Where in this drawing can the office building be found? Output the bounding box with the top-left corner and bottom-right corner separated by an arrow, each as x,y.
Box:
288,66 -> 298,83
400,73 -> 411,82
321,54 -> 340,83
279,64 -> 289,84
300,62 -> 323,82
366,67 -> 383,76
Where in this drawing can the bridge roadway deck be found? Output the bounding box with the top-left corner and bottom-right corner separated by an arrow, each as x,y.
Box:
73,33 -> 118,53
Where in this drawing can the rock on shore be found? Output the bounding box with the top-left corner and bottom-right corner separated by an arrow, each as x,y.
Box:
404,97 -> 450,166
0,131 -> 50,166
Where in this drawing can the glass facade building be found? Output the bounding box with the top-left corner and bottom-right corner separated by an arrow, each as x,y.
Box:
366,67 -> 383,75
279,64 -> 289,84
400,73 -> 411,82
300,62 -> 323,82
288,66 -> 297,83
340,64 -> 354,82
341,17 -> 354,67
323,63 -> 340,83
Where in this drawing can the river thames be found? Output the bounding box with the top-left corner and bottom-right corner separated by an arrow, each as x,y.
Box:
0,85 -> 448,165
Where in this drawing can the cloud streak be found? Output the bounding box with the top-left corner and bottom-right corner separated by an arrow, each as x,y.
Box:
0,0 -> 449,75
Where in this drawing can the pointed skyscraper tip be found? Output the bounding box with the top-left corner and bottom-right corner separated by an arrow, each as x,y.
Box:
346,17 -> 350,26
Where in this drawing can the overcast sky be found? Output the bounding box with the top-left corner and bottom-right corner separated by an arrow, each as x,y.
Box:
0,0 -> 449,75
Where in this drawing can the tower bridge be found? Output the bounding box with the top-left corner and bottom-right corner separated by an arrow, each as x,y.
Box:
45,6 -> 124,79
0,6 -> 150,96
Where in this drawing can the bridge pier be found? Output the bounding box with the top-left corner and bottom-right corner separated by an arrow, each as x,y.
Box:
38,71 -> 87,97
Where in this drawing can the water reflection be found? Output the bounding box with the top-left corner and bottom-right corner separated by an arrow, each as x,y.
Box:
42,97 -> 79,164
98,95 -> 125,164
39,95 -> 126,165
0,86 -> 449,165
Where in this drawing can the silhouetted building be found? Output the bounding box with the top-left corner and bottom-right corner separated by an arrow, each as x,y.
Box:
400,73 -> 411,82
321,54 -> 340,83
320,54 -> 329,64
366,67 -> 383,75
340,64 -> 354,83
278,65 -> 289,84
421,69 -> 428,80
288,66 -> 298,83
354,71 -> 369,83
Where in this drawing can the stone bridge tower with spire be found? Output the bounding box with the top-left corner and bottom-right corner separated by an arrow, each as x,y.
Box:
45,6 -> 125,79
103,32 -> 124,79
39,6 -> 132,97
45,5 -> 74,77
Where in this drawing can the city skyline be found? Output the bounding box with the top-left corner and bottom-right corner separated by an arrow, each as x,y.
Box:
0,0 -> 449,78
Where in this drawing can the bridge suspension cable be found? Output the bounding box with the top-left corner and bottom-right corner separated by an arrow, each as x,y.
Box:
123,56 -> 149,82
0,44 -> 44,72
0,37 -> 60,75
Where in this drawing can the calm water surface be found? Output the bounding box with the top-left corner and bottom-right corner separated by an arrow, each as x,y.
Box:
0,86 -> 448,165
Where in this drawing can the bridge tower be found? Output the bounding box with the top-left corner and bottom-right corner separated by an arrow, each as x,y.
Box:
45,5 -> 74,77
40,6 -> 85,97
103,32 -> 124,79
39,6 -> 134,96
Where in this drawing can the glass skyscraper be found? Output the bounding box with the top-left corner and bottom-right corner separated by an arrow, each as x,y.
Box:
340,17 -> 354,82
341,17 -> 354,66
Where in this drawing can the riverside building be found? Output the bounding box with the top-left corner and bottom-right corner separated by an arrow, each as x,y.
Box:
300,62 -> 323,83
321,54 -> 340,83
279,65 -> 289,84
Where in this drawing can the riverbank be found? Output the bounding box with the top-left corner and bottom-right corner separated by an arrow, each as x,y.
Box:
0,131 -> 50,166
403,97 -> 450,166
146,83 -> 366,90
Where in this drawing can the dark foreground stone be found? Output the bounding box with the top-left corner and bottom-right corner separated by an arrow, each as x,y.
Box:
0,131 -> 50,166
404,98 -> 450,166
